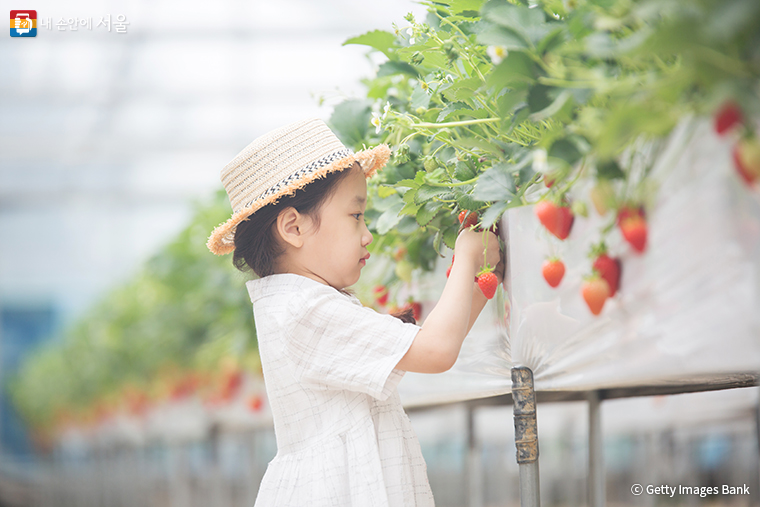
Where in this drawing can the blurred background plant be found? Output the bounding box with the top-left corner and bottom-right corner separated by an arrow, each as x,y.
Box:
8,190 -> 260,447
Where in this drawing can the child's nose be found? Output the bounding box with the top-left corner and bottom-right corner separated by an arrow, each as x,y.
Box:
363,223 -> 373,246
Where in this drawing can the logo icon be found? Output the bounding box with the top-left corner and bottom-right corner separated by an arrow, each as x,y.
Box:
10,10 -> 37,37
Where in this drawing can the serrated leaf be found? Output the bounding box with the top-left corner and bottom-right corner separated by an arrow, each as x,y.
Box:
480,201 -> 510,229
377,61 -> 420,78
395,179 -> 420,189
376,201 -> 406,234
416,201 -> 443,226
400,199 -> 423,216
473,163 -> 517,201
455,161 -> 477,181
456,192 -> 482,211
410,85 -> 431,110
415,184 -> 454,203
442,77 -> 482,102
343,30 -> 398,59
442,224 -> 460,250
377,185 -> 397,198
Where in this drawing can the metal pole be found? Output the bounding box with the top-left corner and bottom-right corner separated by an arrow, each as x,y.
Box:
512,366 -> 540,507
588,390 -> 605,507
466,404 -> 483,507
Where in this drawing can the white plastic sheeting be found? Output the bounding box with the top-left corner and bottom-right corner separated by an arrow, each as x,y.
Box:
399,119 -> 760,407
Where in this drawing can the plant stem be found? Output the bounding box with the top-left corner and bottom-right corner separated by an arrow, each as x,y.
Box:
415,118 -> 499,128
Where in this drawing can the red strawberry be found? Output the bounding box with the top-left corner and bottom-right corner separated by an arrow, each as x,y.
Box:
542,258 -> 565,288
458,210 -> 479,228
582,276 -> 610,316
714,102 -> 743,135
592,254 -> 621,296
477,269 -> 499,299
616,204 -> 646,226
535,201 -> 574,240
373,285 -> 389,306
620,215 -> 648,253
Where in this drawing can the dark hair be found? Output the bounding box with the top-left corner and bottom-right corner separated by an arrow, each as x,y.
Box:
232,163 -> 416,324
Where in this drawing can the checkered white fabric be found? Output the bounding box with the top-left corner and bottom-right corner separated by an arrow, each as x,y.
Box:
246,273 -> 435,507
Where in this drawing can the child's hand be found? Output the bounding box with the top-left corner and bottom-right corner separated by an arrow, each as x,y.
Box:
455,225 -> 502,275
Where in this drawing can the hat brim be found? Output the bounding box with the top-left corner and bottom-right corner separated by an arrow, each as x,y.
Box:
207,144 -> 391,255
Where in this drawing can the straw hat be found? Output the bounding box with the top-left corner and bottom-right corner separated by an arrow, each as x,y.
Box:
207,118 -> 391,255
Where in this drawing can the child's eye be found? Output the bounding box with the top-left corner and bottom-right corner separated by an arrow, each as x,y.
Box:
352,213 -> 364,221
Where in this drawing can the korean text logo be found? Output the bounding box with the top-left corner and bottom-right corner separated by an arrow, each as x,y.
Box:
10,10 -> 37,37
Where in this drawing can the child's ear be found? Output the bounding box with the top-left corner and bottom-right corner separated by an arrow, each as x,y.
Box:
276,207 -> 310,248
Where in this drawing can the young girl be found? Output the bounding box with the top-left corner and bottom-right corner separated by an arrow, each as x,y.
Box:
207,118 -> 503,506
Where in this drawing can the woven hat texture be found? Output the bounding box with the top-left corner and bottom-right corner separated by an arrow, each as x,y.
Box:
207,118 -> 390,255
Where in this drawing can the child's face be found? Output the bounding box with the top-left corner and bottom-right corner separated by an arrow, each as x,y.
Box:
278,163 -> 373,289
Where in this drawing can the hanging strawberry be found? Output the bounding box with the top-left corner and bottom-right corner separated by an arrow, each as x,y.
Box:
535,200 -> 574,240
581,274 -> 610,316
714,101 -> 743,136
590,243 -> 621,296
617,205 -> 647,253
542,258 -> 565,288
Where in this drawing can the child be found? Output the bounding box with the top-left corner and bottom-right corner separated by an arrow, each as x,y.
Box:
207,118 -> 503,506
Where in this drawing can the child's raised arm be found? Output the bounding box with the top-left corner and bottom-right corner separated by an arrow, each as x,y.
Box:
395,227 -> 503,373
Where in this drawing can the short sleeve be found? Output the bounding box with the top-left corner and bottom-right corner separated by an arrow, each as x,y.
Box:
283,285 -> 420,400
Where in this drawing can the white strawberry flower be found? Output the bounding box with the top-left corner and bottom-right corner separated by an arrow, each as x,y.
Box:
371,112 -> 383,134
487,45 -> 508,65
383,101 -> 391,117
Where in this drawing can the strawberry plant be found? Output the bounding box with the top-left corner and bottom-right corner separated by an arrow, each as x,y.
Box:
333,0 -> 760,316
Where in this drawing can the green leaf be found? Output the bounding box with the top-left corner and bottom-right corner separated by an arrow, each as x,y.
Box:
442,223 -> 460,250
415,184 -> 454,204
450,0 -> 487,15
416,200 -> 443,226
596,160 -> 625,180
441,77 -> 482,102
376,200 -> 406,234
343,30 -> 397,59
480,201 -> 509,229
486,52 -> 536,88
496,89 -> 527,116
482,0 -> 551,45
527,84 -> 554,113
476,25 -> 530,50
548,138 -> 582,166
377,185 -> 397,198
328,99 -> 372,149
473,163 -> 517,201
377,61 -> 420,78
455,161 -> 477,181
410,85 -> 431,110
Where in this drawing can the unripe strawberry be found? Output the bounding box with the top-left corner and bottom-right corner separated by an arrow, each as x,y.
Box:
582,275 -> 610,316
395,260 -> 413,282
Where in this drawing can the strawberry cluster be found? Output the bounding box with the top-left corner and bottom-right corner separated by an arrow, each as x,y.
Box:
714,101 -> 760,187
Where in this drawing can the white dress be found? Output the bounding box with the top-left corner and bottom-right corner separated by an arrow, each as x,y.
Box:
246,273 -> 436,507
